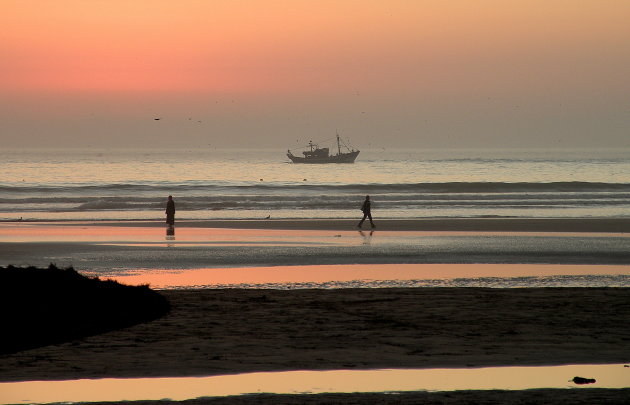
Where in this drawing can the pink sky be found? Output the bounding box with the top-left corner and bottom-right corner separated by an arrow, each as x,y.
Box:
2,1 -> 630,148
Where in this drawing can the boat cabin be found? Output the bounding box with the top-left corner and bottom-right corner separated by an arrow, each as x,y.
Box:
303,147 -> 329,158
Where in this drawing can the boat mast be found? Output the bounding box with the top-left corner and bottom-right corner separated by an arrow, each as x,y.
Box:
336,132 -> 341,155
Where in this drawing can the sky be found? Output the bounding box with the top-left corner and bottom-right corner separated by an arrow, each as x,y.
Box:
2,0 -> 629,149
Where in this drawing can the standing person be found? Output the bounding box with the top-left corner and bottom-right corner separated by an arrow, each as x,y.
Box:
165,195 -> 176,226
357,195 -> 375,228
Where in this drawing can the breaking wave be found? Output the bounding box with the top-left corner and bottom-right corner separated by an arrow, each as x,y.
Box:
1,181 -> 629,218
1,181 -> 629,195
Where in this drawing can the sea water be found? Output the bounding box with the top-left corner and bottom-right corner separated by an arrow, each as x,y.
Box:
1,147 -> 629,221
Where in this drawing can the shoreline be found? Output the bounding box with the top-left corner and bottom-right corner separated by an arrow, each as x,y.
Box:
2,218 -> 629,270
3,217 -> 630,232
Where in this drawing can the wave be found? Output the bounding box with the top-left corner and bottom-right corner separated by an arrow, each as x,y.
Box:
1,181 -> 629,194
3,193 -> 629,204
2,197 -> 629,212
1,181 -> 629,215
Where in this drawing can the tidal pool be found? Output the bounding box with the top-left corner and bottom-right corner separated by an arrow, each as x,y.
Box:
104,263 -> 630,289
2,364 -> 628,404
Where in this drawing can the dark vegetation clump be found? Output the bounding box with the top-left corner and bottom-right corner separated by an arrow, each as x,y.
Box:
0,264 -> 170,354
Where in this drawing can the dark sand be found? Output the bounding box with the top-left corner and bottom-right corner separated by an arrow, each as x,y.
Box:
3,287 -> 630,404
2,288 -> 629,382
86,389 -> 630,405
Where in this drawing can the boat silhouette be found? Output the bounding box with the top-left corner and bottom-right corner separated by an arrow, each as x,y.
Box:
287,134 -> 359,164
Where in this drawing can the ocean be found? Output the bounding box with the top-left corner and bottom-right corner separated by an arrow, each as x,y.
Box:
1,147 -> 629,221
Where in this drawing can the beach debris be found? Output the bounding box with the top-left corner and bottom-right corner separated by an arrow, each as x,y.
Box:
572,376 -> 596,385
334,234 -> 342,237
265,215 -> 271,219
154,118 -> 161,120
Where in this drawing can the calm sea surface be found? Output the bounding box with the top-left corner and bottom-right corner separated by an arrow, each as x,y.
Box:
1,148 -> 629,221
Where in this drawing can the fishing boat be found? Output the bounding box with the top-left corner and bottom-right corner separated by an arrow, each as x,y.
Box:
287,134 -> 360,164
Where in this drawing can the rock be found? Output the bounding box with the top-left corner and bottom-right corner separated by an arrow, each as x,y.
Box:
572,376 -> 596,385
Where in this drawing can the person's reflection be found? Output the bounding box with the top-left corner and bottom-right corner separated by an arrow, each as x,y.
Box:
166,225 -> 175,246
358,230 -> 374,245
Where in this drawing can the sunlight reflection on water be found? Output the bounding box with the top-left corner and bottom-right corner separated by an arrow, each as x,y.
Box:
1,364 -> 628,404
104,264 -> 630,290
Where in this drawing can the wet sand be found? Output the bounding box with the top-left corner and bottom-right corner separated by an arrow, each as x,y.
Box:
70,389 -> 630,405
2,288 -> 630,404
2,287 -> 629,383
63,388 -> 630,405
2,220 -> 629,273
158,217 -> 630,232
6,217 -> 630,232
2,218 -> 629,403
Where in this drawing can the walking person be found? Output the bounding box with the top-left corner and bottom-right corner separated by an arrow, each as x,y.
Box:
357,195 -> 375,228
165,195 -> 176,226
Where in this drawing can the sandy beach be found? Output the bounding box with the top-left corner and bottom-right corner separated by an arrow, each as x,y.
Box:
3,287 -> 630,382
65,389 -> 630,404
5,217 -> 630,232
2,287 -> 630,403
1,219 -> 629,275
135,217 -> 630,232
2,218 -> 630,403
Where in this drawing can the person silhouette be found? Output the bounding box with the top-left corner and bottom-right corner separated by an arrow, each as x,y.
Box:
357,195 -> 375,228
165,195 -> 176,226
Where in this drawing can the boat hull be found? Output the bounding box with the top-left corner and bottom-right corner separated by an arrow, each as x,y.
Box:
287,150 -> 360,164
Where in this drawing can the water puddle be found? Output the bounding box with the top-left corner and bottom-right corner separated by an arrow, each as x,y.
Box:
2,364 -> 628,404
2,223 -> 625,244
100,263 -> 630,289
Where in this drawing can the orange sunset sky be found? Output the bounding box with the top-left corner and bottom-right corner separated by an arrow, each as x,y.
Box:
2,0 -> 629,148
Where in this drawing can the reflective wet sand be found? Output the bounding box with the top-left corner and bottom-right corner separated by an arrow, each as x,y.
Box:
108,263 -> 630,289
1,364 -> 628,404
2,223 -> 629,273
